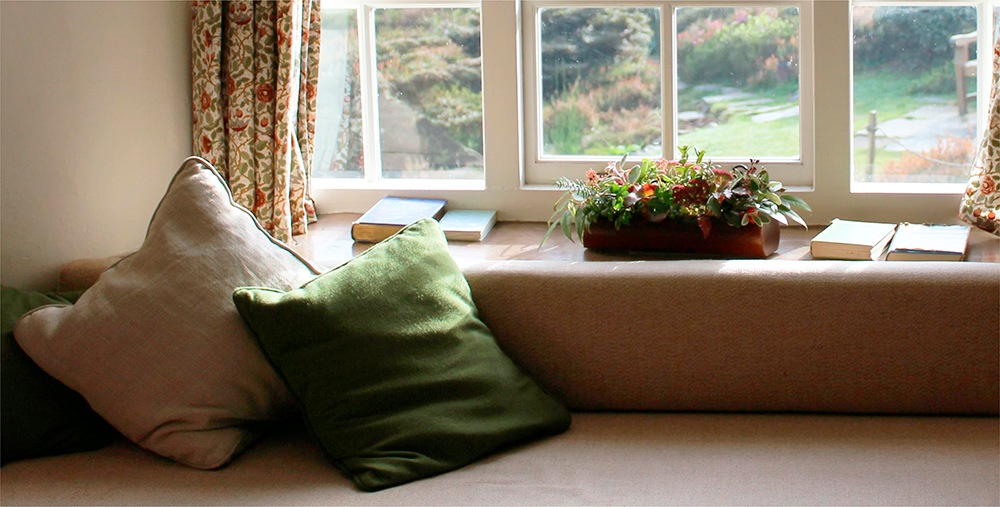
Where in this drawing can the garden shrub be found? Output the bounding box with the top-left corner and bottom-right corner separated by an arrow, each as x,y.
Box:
907,60 -> 963,95
853,6 -> 976,73
544,86 -> 599,154
582,104 -> 660,156
880,135 -> 975,183
423,84 -> 484,154
677,9 -> 798,87
594,75 -> 659,112
540,7 -> 656,100
372,8 -> 485,168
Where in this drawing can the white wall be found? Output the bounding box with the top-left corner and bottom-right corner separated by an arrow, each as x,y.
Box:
1,1 -> 191,290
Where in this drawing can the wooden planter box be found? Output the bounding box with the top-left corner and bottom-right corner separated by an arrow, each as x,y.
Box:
581,219 -> 781,258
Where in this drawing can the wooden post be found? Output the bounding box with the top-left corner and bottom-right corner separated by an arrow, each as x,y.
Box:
866,110 -> 877,179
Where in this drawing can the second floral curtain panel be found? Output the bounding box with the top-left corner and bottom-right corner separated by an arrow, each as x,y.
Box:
192,0 -> 319,242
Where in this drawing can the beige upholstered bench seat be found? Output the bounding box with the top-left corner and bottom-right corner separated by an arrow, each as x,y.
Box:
2,257 -> 997,505
2,413 -> 997,506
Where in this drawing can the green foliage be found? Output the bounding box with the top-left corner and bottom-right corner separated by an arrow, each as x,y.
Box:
907,60 -> 962,95
542,147 -> 811,246
374,8 -> 484,168
423,84 -> 484,154
543,85 -> 598,154
677,9 -> 799,87
853,6 -> 976,72
593,74 -> 660,112
540,7 -> 657,100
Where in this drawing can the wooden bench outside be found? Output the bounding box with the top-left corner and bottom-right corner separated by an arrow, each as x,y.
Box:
950,31 -> 977,116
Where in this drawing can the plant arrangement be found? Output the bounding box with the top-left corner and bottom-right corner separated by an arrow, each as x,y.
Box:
544,146 -> 811,244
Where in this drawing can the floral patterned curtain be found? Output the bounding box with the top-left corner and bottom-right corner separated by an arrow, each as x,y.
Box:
959,36 -> 1000,235
191,0 -> 319,243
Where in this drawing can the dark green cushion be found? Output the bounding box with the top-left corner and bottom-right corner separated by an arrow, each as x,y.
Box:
233,219 -> 571,491
1,286 -> 118,465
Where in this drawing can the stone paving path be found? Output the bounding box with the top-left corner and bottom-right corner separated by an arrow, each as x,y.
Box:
684,85 -> 800,125
853,104 -> 975,153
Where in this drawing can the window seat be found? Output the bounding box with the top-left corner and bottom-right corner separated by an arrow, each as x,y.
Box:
18,225 -> 1000,505
19,225 -> 1000,505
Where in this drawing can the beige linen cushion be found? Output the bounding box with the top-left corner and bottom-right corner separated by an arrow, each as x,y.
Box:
14,157 -> 321,469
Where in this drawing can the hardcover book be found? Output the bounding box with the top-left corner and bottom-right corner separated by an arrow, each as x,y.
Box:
351,197 -> 447,243
810,219 -> 897,260
885,223 -> 970,261
438,210 -> 497,242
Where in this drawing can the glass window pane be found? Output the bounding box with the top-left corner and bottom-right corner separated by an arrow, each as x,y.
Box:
676,7 -> 800,159
539,7 -> 662,157
315,8 -> 363,179
853,5 -> 978,184
375,8 -> 484,180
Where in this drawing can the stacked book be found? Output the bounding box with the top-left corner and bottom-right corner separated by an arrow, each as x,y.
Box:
351,197 -> 448,243
351,196 -> 497,243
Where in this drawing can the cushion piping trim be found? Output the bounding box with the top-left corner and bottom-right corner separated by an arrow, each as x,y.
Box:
108,156 -> 321,276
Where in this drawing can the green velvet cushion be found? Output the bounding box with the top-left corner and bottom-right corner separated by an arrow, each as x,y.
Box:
1,286 -> 118,465
233,219 -> 571,491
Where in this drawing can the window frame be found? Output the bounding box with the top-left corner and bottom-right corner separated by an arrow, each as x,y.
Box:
310,0 -> 996,228
849,0 -> 995,193
314,0 -> 487,188
520,0 -> 815,188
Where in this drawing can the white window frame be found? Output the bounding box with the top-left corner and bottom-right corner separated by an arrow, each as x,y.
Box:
521,1 -> 815,188
310,0 -> 996,227
849,0 -> 995,195
314,0 -> 488,191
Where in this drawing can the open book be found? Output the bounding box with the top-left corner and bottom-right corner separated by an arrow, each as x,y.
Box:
885,223 -> 971,261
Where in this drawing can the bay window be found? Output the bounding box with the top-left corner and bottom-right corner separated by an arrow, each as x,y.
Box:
311,0 -> 997,226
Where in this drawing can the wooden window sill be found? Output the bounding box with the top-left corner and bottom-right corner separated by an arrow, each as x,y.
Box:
289,213 -> 999,268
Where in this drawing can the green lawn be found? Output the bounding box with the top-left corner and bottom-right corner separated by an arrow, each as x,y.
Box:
678,116 -> 800,158
675,70 -> 956,173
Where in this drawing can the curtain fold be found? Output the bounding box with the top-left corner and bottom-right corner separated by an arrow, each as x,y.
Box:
959,36 -> 1000,236
192,0 -> 319,243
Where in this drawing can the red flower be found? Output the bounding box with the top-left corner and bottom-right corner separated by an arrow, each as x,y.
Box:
254,187 -> 267,210
973,209 -> 982,217
711,168 -> 734,183
226,76 -> 236,95
257,83 -> 274,103
306,81 -> 316,100
989,211 -> 997,221
981,175 -> 996,196
261,117 -> 269,128
200,90 -> 211,111
653,158 -> 678,172
200,135 -> 212,154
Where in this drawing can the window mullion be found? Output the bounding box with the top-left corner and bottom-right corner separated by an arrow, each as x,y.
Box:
357,4 -> 382,183
977,1 -> 993,133
664,2 -> 676,160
